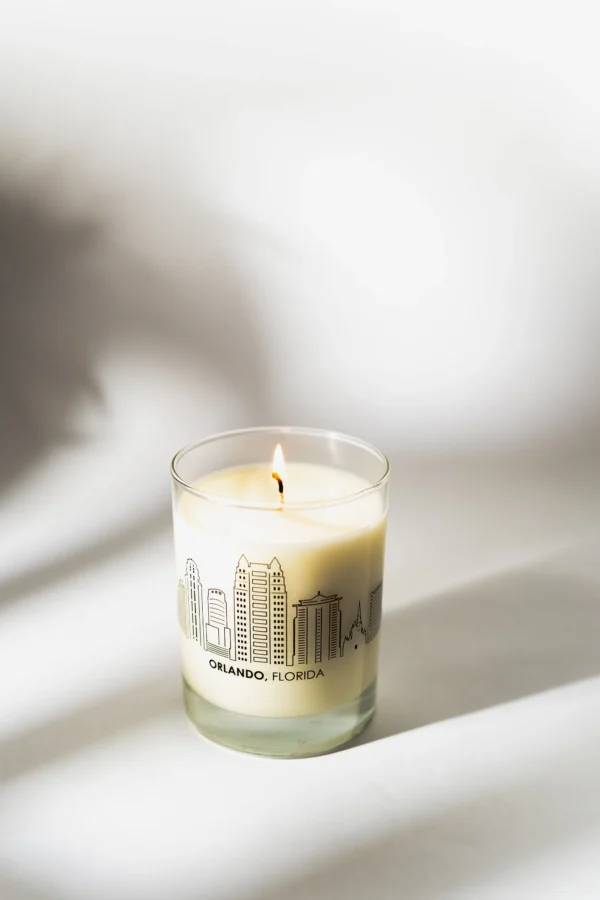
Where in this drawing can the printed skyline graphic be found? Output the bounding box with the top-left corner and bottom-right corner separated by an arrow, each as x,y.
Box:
292,592 -> 341,666
178,555 -> 382,666
234,555 -> 287,665
340,601 -> 368,656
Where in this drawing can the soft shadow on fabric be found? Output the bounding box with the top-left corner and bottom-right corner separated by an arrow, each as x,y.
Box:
0,173 -> 269,604
244,737 -> 600,900
352,553 -> 600,746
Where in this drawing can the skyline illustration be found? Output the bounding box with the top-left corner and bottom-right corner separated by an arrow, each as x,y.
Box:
178,555 -> 382,666
340,601 -> 368,656
292,592 -> 341,666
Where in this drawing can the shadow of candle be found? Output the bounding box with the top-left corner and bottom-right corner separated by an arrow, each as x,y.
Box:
353,546 -> 600,746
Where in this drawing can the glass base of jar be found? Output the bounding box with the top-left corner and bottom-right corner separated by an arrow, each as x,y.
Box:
183,679 -> 377,758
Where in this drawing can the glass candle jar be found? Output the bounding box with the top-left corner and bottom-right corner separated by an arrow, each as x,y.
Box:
170,426 -> 389,757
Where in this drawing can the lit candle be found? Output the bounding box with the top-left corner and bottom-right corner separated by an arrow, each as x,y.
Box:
171,427 -> 389,757
271,442 -> 285,505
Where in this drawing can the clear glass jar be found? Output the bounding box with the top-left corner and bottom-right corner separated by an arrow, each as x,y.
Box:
171,426 -> 389,757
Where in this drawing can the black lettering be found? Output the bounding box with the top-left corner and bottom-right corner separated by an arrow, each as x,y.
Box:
208,661 -> 272,680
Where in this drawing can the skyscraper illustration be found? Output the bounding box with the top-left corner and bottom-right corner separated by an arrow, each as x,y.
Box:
291,592 -> 342,666
233,556 -> 287,664
204,588 -> 234,658
340,600 -> 368,656
177,578 -> 187,635
367,581 -> 383,643
185,558 -> 203,643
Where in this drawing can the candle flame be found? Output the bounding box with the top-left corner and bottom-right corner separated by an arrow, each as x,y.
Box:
272,443 -> 286,478
272,443 -> 285,504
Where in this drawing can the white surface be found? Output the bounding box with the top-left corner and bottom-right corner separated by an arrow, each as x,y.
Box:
2,435 -> 600,899
2,2 -> 600,897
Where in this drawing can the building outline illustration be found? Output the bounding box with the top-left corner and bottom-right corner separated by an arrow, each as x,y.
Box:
233,555 -> 287,665
367,581 -> 383,643
205,588 -> 234,658
179,556 -> 383,667
177,577 -> 186,634
340,601 -> 368,657
290,592 -> 342,666
185,558 -> 203,643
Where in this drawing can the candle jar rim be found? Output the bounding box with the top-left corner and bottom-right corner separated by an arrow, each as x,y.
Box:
170,425 -> 390,511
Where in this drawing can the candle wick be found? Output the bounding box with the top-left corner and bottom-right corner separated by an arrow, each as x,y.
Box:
272,471 -> 285,505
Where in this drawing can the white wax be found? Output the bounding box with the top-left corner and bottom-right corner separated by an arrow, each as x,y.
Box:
174,463 -> 386,717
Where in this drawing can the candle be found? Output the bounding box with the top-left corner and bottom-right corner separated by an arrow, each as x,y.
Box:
171,427 -> 389,757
